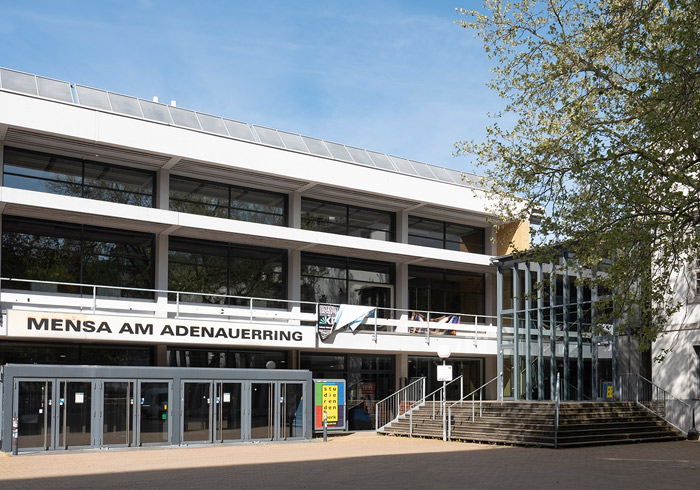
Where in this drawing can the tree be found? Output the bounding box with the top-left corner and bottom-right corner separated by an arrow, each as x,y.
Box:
456,0 -> 700,350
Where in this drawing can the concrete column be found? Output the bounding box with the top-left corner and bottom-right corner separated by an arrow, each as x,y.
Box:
396,352 -> 409,389
157,168 -> 169,210
396,210 -> 409,329
288,192 -> 302,313
154,168 -> 170,320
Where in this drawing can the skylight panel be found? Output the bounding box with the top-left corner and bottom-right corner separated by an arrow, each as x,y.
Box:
108,93 -> 143,117
223,119 -> 255,141
254,126 -> 285,147
36,77 -> 72,103
389,156 -> 418,175
0,69 -> 38,95
75,85 -> 112,111
138,99 -> 173,123
196,113 -> 228,135
367,151 -> 396,171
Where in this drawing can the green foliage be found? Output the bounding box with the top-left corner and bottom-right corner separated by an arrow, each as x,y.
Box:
457,0 -> 700,348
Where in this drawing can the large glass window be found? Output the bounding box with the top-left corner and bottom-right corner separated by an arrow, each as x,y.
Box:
300,353 -> 394,430
167,348 -> 288,369
301,198 -> 395,241
170,175 -> 287,226
3,147 -> 155,207
408,216 -> 485,253
0,341 -> 153,366
300,253 -> 394,313
1,216 -> 155,297
408,266 -> 485,315
168,237 -> 286,306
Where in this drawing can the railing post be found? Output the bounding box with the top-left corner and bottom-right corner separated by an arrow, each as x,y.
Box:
554,372 -> 560,449
176,292 -> 180,319
249,298 -> 254,322
409,409 -> 413,437
448,406 -> 452,441
472,392 -> 475,422
92,285 -> 97,313
374,309 -> 378,343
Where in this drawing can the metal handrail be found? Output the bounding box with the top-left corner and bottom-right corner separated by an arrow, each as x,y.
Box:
619,373 -> 694,434
421,375 -> 464,420
446,374 -> 501,440
375,377 -> 425,430
554,372 -> 561,448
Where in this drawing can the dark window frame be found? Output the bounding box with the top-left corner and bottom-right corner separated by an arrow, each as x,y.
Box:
301,197 -> 396,242
169,174 -> 288,226
408,215 -> 486,254
2,146 -> 156,207
1,215 -> 156,298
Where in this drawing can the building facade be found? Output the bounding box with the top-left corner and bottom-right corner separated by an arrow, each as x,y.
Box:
0,68 -> 526,450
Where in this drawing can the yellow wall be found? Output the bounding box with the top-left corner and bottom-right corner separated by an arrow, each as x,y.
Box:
496,220 -> 531,256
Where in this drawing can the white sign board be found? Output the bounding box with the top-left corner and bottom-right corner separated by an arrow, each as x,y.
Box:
5,310 -> 315,348
437,364 -> 453,382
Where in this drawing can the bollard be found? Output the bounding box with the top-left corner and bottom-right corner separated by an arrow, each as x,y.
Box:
323,410 -> 328,442
12,416 -> 19,455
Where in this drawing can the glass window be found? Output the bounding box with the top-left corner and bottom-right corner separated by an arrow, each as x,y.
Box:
167,348 -> 288,369
409,216 -> 486,254
2,216 -> 154,298
3,147 -> 155,207
301,253 -> 393,307
168,237 -> 286,306
170,175 -> 287,226
408,266 -> 485,315
301,198 -> 395,241
0,342 -> 153,366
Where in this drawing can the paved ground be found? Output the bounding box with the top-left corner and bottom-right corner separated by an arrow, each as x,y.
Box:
1,433 -> 699,490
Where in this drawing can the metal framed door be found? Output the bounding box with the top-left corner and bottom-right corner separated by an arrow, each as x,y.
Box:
57,380 -> 94,449
181,381 -> 213,444
101,380 -> 135,447
14,379 -> 53,451
214,381 -> 242,442
249,382 -> 274,441
137,380 -> 171,446
279,382 -> 305,440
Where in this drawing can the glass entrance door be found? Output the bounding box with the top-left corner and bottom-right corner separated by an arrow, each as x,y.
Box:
250,382 -> 274,440
279,383 -> 304,440
16,380 -> 52,450
215,382 -> 242,442
102,381 -> 134,446
182,382 -> 212,443
138,381 -> 170,445
59,380 -> 92,449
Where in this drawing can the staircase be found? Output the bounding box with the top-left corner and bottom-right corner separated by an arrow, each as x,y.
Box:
379,401 -> 685,447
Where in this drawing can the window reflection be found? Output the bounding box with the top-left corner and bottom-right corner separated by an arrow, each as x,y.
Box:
168,237 -> 286,306
408,216 -> 485,254
301,198 -> 395,241
3,147 -> 155,207
170,175 -> 287,226
2,216 -> 155,297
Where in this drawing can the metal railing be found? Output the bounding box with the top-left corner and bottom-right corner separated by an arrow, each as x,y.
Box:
619,373 -> 694,434
446,374 -> 501,440
554,372 -> 561,448
0,277 -> 497,345
375,377 -> 425,430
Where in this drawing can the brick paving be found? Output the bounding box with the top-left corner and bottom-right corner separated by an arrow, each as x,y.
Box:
1,433 -> 698,489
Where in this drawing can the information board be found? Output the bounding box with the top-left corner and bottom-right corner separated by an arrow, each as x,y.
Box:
313,379 -> 346,431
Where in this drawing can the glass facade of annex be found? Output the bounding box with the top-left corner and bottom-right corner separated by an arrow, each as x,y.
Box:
496,253 -> 615,401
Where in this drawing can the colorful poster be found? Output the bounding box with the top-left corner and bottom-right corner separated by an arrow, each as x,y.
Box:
313,379 -> 346,431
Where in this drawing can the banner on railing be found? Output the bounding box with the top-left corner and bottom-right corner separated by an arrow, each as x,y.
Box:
5,310 -> 315,348
317,304 -> 375,341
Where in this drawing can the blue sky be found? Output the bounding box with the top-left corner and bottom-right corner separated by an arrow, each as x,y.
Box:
0,1 -> 497,172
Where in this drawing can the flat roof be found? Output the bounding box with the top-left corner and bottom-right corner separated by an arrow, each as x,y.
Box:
0,67 -> 486,191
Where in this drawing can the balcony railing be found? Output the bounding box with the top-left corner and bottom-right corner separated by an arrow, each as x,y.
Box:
0,278 -> 497,344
